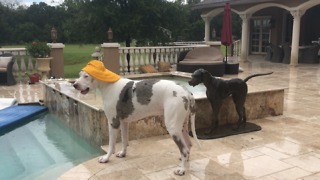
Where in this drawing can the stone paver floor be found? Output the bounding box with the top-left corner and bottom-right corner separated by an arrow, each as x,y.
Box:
1,55 -> 320,179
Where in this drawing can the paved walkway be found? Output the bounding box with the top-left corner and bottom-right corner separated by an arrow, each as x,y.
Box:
2,56 -> 320,179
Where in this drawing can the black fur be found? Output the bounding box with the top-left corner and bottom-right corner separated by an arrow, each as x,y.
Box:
188,69 -> 273,133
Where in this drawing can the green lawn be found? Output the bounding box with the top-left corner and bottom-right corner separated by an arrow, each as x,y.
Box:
3,44 -> 99,78
63,44 -> 99,78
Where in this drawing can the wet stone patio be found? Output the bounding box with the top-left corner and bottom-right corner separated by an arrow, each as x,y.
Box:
1,55 -> 320,179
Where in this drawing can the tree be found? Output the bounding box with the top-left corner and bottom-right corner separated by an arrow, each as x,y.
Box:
0,0 -> 207,45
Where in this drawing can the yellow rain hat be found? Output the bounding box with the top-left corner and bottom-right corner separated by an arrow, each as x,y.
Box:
82,60 -> 121,83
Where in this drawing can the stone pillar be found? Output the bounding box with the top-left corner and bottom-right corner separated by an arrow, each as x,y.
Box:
101,43 -> 120,74
239,13 -> 250,63
202,15 -> 212,42
290,10 -> 305,66
48,43 -> 65,78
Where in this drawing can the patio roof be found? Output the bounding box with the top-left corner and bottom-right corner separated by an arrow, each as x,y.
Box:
192,0 -> 276,10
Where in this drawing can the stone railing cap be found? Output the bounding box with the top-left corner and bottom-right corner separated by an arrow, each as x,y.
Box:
101,43 -> 120,48
47,43 -> 65,48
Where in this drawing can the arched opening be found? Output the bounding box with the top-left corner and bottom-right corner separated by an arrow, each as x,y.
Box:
300,5 -> 320,45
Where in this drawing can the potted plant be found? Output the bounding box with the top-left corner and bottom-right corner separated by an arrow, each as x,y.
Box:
26,41 -> 52,80
26,41 -> 51,58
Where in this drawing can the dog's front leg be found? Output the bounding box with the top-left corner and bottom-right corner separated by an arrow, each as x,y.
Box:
98,122 -> 119,163
205,99 -> 222,135
116,121 -> 129,158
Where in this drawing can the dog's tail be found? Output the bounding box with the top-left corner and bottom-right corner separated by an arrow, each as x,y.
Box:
243,72 -> 273,82
189,94 -> 202,149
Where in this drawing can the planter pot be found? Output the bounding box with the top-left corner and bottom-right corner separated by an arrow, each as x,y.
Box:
225,63 -> 239,74
36,57 -> 52,80
224,56 -> 239,74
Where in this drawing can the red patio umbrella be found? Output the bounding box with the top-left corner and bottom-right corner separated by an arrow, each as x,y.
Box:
221,3 -> 233,63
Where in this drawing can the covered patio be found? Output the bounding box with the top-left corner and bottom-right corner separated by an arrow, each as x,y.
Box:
194,0 -> 320,65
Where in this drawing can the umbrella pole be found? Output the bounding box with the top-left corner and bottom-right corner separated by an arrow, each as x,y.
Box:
225,46 -> 228,63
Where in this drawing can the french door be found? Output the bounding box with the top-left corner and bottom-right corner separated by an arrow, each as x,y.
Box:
250,18 -> 271,54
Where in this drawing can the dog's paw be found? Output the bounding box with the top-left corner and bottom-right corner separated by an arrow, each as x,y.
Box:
98,155 -> 109,163
174,168 -> 185,176
116,151 -> 126,158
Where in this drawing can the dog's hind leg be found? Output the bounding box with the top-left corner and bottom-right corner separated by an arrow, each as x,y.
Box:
98,122 -> 119,163
182,119 -> 192,151
232,95 -> 246,130
116,121 -> 129,158
171,131 -> 190,176
164,110 -> 190,175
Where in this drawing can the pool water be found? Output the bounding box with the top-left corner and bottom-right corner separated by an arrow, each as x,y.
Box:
133,75 -> 206,93
137,75 -> 207,98
0,113 -> 102,180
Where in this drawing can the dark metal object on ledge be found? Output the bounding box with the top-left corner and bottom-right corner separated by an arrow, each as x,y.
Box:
107,27 -> 113,42
51,27 -> 57,43
0,53 -> 16,85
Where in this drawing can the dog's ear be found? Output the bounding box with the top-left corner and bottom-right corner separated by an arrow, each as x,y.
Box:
199,68 -> 209,76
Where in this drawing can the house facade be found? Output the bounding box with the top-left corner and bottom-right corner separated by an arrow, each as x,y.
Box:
193,0 -> 320,65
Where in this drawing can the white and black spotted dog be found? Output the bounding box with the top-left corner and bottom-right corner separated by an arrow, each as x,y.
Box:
73,70 -> 201,175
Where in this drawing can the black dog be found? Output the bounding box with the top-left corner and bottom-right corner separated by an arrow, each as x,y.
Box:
188,69 -> 273,134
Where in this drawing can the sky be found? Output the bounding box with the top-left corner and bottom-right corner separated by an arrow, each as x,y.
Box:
14,0 -> 179,7
21,0 -> 63,6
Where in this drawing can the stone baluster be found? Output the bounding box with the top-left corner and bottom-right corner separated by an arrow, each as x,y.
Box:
139,48 -> 145,65
145,48 -> 151,64
155,48 -> 160,68
128,49 -> 134,74
123,49 -> 129,75
164,48 -> 169,62
160,48 -> 165,62
174,48 -> 179,64
119,49 -> 126,74
134,49 -> 140,73
27,57 -> 34,73
169,48 -> 174,64
12,54 -> 20,82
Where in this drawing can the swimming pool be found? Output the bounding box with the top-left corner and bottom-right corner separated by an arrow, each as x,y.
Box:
0,112 -> 102,180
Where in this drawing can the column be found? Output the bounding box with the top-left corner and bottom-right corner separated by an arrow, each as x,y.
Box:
201,15 -> 212,42
48,43 -> 65,78
239,13 -> 250,62
101,43 -> 120,74
290,10 -> 305,66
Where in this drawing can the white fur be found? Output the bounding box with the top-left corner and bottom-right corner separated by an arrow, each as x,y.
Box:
73,71 -> 201,176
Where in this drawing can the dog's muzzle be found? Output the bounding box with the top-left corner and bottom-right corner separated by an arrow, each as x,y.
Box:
73,83 -> 90,94
188,80 -> 198,87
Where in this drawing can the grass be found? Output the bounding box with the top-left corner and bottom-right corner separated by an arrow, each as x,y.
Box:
3,44 -> 99,78
63,44 -> 99,78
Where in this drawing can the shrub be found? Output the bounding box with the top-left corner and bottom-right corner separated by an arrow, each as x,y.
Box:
26,41 -> 51,58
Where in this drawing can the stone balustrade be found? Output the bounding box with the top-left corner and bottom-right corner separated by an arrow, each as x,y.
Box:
0,40 -> 241,80
118,45 -> 207,75
0,48 -> 35,83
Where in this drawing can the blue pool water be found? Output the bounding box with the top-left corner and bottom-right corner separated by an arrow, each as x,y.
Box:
0,113 -> 102,180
